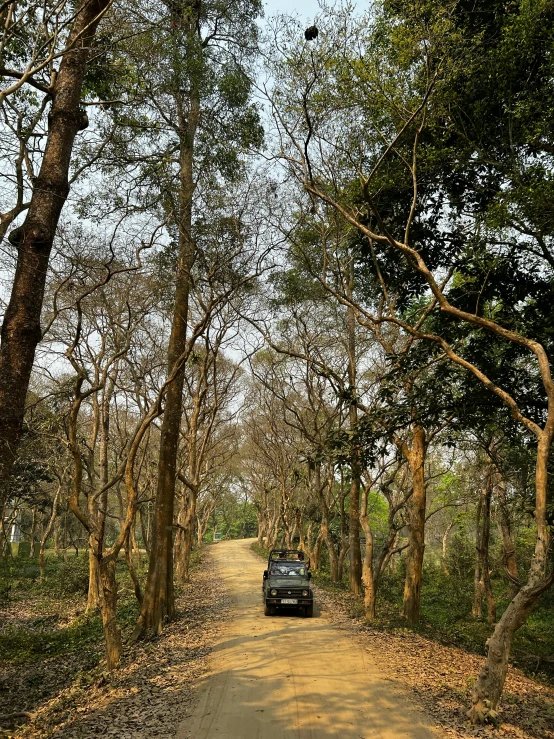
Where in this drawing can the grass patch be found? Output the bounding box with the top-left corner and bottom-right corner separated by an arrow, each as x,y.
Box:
0,553 -> 144,668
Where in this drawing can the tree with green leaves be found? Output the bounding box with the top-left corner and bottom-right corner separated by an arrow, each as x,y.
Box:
265,0 -> 554,720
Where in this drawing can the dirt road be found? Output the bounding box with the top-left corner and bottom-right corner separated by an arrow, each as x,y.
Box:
178,539 -> 438,739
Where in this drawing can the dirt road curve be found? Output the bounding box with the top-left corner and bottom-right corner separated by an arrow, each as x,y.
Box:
178,539 -> 437,739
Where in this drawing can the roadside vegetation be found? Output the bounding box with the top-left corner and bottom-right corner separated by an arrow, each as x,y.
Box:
252,540 -> 554,687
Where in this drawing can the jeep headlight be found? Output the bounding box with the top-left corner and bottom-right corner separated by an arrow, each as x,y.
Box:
270,589 -> 277,596
302,590 -> 309,597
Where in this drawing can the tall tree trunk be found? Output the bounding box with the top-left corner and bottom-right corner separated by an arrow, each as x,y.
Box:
54,516 -> 61,557
295,509 -> 305,551
347,284 -> 362,594
338,475 -> 348,580
135,57 -> 200,638
131,524 -> 141,568
0,0 -> 111,507
313,463 -> 339,580
348,436 -> 363,592
139,504 -> 151,556
125,529 -> 143,605
322,521 -> 339,581
257,511 -> 265,546
481,470 -> 496,624
402,424 -> 427,623
311,529 -> 324,571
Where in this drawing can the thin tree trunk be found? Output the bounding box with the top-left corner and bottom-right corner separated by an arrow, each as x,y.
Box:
29,508 -> 37,558
472,466 -> 496,623
54,516 -> 61,557
311,529 -> 324,571
338,482 -> 348,580
175,487 -> 196,584
87,543 -> 101,611
0,0 -> 111,507
360,487 -> 376,620
124,530 -> 143,605
295,510 -> 305,551
495,477 -> 520,597
442,521 -> 454,573
139,505 -> 151,556
313,463 -> 339,580
402,424 -> 427,623
39,485 -> 61,581
472,490 -> 484,618
98,557 -> 122,670
347,279 -> 362,594
481,470 -> 496,624
131,524 -> 141,568
257,511 -> 265,546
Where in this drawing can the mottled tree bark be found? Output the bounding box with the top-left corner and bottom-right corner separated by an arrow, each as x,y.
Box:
175,487 -> 196,584
402,424 -> 427,623
360,486 -> 376,620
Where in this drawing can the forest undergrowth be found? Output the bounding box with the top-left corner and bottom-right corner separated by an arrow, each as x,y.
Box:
0,546 -> 226,738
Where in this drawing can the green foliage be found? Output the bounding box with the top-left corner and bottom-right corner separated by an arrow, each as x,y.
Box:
0,610 -> 103,666
46,554 -> 91,597
0,554 -> 152,667
445,528 -> 475,583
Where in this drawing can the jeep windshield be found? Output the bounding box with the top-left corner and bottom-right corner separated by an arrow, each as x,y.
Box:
269,563 -> 307,577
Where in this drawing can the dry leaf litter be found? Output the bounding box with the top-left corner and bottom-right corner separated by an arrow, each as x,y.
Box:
313,584 -> 554,739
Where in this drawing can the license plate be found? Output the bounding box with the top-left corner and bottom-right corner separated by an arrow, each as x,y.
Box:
281,598 -> 298,604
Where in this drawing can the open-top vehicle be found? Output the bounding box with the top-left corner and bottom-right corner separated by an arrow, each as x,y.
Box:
262,549 -> 314,617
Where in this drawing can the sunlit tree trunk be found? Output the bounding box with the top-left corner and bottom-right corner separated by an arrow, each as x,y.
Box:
360,486 -> 376,620
98,557 -> 122,671
136,41 -> 200,637
402,424 -> 427,623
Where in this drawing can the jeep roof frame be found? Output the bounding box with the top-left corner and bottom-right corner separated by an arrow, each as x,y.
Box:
267,549 -> 310,568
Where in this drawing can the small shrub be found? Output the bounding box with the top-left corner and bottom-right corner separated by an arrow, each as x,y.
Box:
46,554 -> 90,596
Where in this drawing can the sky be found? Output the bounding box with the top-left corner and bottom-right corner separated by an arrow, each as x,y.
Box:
263,0 -> 322,22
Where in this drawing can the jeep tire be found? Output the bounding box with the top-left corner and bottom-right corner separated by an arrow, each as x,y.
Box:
264,602 -> 273,616
305,603 -> 313,618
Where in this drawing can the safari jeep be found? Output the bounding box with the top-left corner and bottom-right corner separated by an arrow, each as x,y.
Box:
262,549 -> 314,617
